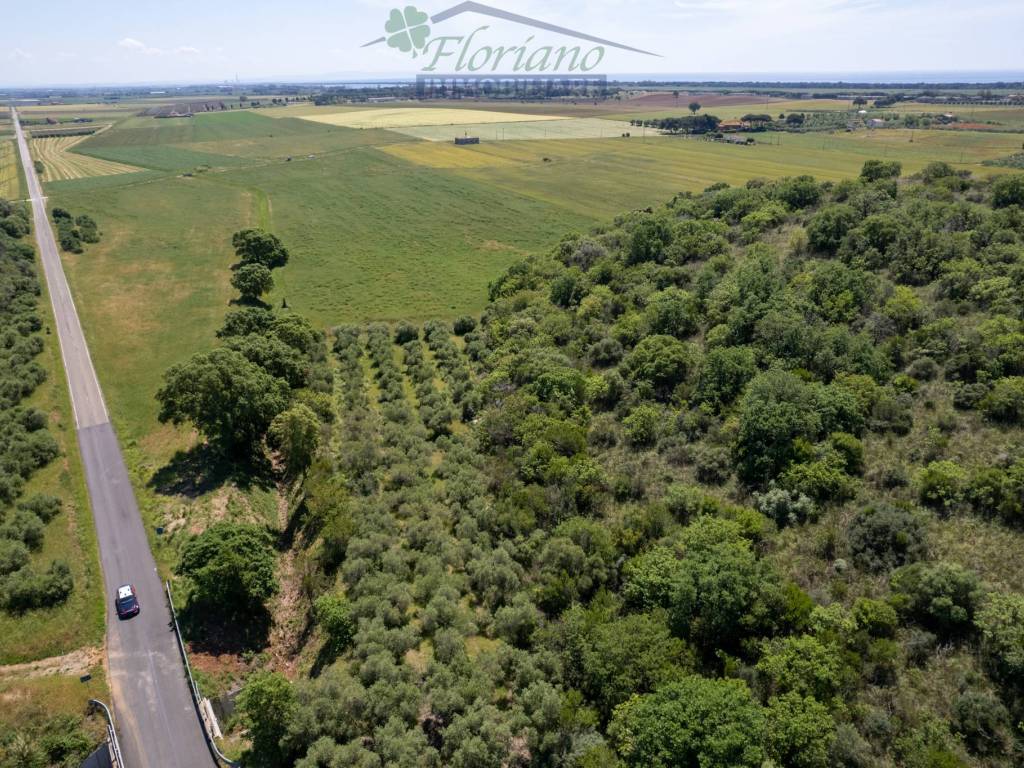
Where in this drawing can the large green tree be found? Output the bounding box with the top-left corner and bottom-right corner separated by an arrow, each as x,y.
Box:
156,348 -> 290,451
176,522 -> 278,610
609,675 -> 765,768
231,263 -> 274,302
268,404 -> 321,475
232,228 -> 290,269
236,671 -> 296,767
734,369 -> 822,485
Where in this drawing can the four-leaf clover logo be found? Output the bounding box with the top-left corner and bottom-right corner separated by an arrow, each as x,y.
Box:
385,6 -> 431,57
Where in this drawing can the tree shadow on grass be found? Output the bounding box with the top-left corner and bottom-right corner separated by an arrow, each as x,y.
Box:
227,296 -> 271,310
148,442 -> 277,499
178,599 -> 273,655
309,636 -> 343,679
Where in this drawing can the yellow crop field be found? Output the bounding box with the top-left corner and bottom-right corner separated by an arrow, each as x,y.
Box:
30,135 -> 142,182
300,107 -> 566,129
393,117 -> 636,142
0,140 -> 19,199
379,141 -> 521,169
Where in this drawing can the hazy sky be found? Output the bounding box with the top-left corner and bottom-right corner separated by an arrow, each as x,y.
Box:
2,0 -> 1022,86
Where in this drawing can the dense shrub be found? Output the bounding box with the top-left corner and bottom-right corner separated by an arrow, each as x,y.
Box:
314,593 -> 355,653
917,460 -> 967,510
980,377 -> 1024,423
890,561 -> 983,637
609,675 -> 765,768
991,174 -> 1024,208
975,591 -> 1024,683
176,522 -> 278,612
0,560 -> 72,611
848,505 -> 928,572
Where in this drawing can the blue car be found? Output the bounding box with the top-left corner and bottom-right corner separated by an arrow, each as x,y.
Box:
116,584 -> 140,619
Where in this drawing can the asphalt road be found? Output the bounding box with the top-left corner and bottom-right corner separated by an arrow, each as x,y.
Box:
12,109 -> 215,768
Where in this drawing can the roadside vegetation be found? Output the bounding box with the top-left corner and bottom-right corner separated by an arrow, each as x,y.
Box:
0,197 -> 106,766
0,200 -> 73,613
154,164 -> 1024,766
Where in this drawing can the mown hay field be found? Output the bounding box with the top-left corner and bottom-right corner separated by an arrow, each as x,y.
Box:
30,135 -> 142,181
393,117 -> 635,142
300,107 -> 567,129
0,139 -> 20,199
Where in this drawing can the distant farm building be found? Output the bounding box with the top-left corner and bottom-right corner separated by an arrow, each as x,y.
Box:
718,119 -> 749,132
454,136 -> 480,145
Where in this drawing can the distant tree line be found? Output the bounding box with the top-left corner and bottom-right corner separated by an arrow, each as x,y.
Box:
635,114 -> 722,135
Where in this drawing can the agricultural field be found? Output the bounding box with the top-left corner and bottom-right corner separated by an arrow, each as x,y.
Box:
0,140 -> 19,199
30,134 -> 142,181
394,116 -> 636,141
298,106 -> 568,128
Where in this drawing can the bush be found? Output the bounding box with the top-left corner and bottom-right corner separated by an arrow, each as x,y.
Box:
953,690 -> 1010,756
393,322 -> 419,344
623,404 -> 662,446
693,444 -> 732,485
779,454 -> 856,503
0,560 -> 73,611
847,505 -> 928,572
860,160 -> 902,182
644,288 -> 699,339
890,561 -> 983,637
452,316 -> 476,335
979,377 -> 1024,423
753,485 -> 817,527
756,634 -> 844,702
991,173 -> 1024,208
807,204 -> 859,254
695,346 -> 757,411
975,591 -> 1024,682
764,692 -> 835,768
921,161 -> 956,183
0,509 -> 44,549
621,335 -> 697,398
734,370 -> 822,485
313,593 -> 355,653
17,494 -> 61,523
917,460 -> 967,510
0,538 -> 29,576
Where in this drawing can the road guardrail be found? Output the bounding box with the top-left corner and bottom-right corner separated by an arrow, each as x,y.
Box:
165,581 -> 242,768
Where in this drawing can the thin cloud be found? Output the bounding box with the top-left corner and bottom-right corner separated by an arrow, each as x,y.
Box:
8,47 -> 33,61
117,37 -> 164,55
175,46 -> 201,55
